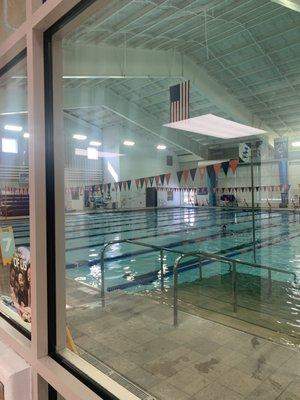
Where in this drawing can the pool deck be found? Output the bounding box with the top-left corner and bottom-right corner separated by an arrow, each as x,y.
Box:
67,279 -> 300,400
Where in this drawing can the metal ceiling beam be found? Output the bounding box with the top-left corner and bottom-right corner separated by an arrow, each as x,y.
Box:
63,44 -> 274,133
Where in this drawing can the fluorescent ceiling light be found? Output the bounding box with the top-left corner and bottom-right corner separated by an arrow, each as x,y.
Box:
89,141 -> 101,146
164,114 -> 266,139
4,124 -> 23,132
23,132 -> 30,138
75,148 -> 123,158
271,0 -> 300,12
123,140 -> 135,146
0,111 -> 28,116
87,147 -> 98,160
157,144 -> 166,150
292,141 -> 300,147
2,138 -> 18,154
73,134 -> 87,141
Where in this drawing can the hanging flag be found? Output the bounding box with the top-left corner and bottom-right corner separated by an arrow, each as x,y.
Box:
160,174 -> 165,186
213,163 -> 221,175
190,168 -> 197,181
114,182 -> 118,190
177,171 -> 183,183
229,159 -> 239,173
144,177 -> 148,187
123,181 -> 127,190
135,179 -> 140,188
127,180 -> 131,190
169,80 -> 190,123
140,178 -> 145,188
149,177 -> 154,186
221,161 -> 229,176
118,182 -> 123,191
183,170 -> 189,183
198,166 -> 206,180
239,143 -> 251,163
107,183 -> 111,192
155,176 -> 160,186
206,165 -> 214,180
165,173 -> 171,185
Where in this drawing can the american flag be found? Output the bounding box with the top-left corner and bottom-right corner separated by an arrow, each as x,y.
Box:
169,80 -> 190,123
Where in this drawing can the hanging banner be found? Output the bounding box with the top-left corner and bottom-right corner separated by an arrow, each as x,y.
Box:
169,80 -> 190,123
221,161 -> 229,176
190,168 -> 197,181
198,167 -> 206,180
213,163 -> 221,175
274,138 -> 288,159
165,173 -> 171,185
160,174 -> 165,186
239,143 -> 251,163
183,170 -> 189,184
177,171 -> 183,183
229,159 -> 239,173
127,180 -> 132,190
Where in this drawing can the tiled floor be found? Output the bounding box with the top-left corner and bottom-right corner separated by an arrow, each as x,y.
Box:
67,280 -> 300,400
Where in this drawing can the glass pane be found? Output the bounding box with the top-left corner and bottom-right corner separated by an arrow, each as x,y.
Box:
50,1 -> 300,398
0,1 -> 26,46
0,58 -> 31,334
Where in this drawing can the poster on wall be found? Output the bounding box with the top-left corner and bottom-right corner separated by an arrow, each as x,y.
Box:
9,247 -> 31,323
0,227 -> 15,267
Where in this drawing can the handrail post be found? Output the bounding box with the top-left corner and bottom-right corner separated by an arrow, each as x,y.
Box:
231,261 -> 237,312
160,249 -> 164,292
100,246 -> 106,308
268,269 -> 272,297
173,257 -> 181,327
199,260 -> 202,281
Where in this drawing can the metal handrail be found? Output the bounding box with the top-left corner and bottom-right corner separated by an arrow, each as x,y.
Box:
100,239 -> 183,306
173,251 -> 297,326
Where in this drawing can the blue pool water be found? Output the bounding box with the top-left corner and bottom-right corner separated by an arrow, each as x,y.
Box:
3,207 -> 299,293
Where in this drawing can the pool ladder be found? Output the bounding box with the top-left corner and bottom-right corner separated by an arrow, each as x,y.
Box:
100,239 -> 298,327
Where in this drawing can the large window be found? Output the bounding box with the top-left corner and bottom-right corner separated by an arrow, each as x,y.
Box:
45,1 -> 300,399
0,55 -> 31,336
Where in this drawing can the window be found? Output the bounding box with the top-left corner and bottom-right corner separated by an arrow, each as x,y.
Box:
2,138 -> 18,154
0,55 -> 30,337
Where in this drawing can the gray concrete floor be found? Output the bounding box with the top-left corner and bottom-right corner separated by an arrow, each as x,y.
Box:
67,280 -> 300,400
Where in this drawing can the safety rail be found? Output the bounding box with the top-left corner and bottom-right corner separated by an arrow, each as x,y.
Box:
100,240 -> 298,325
173,251 -> 298,326
100,239 -> 183,306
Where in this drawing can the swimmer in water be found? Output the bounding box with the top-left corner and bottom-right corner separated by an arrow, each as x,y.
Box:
221,224 -> 234,236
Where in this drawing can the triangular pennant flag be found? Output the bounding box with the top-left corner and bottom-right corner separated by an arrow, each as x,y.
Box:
149,177 -> 154,186
144,177 -> 149,187
140,178 -> 145,188
256,186 -> 259,191
206,165 -> 214,179
160,174 -> 165,186
229,159 -> 239,173
127,180 -> 132,190
222,161 -> 229,176
190,168 -> 197,181
177,171 -> 183,183
155,176 -> 160,186
198,166 -> 206,180
123,181 -> 127,190
165,173 -> 171,185
183,170 -> 189,183
114,182 -> 118,190
107,183 -> 111,192
118,182 -> 123,191
135,179 -> 140,188
213,163 -> 221,175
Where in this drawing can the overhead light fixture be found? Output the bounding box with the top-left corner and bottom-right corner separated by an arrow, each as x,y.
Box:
292,141 -> 300,147
164,114 -> 266,139
89,141 -> 102,146
73,134 -> 87,141
4,124 -> 23,132
0,111 -> 28,116
23,132 -> 30,138
271,0 -> 300,12
123,140 -> 135,146
157,144 -> 167,150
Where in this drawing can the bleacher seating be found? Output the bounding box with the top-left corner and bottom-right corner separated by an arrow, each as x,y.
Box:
0,194 -> 29,217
